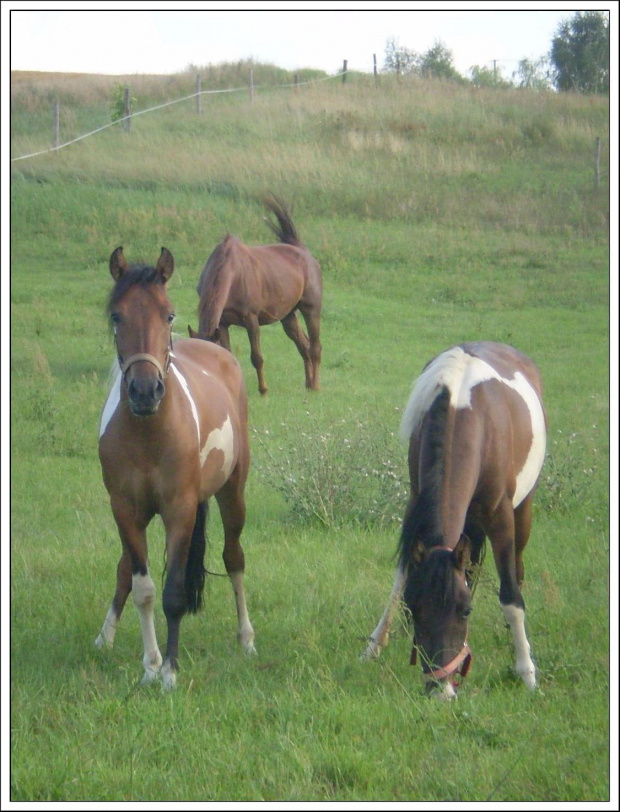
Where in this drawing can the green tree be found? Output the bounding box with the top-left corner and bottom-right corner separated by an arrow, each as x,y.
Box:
550,11 -> 609,94
512,57 -> 552,91
468,64 -> 512,89
419,41 -> 464,82
383,37 -> 420,75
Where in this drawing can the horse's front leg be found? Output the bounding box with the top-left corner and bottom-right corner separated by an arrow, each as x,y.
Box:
100,498 -> 163,684
488,497 -> 536,690
361,567 -> 406,660
160,502 -> 205,690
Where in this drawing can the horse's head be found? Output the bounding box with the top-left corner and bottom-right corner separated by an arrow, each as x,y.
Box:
405,534 -> 473,700
108,246 -> 175,417
188,324 -> 221,344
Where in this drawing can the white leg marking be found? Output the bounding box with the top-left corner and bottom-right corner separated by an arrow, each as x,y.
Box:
502,604 -> 536,689
132,572 -> 163,683
99,368 -> 122,438
229,571 -> 257,655
362,568 -> 406,660
95,605 -> 118,649
200,415 -> 235,476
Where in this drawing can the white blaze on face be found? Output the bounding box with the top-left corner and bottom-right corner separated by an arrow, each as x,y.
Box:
400,347 -> 546,508
99,368 -> 122,438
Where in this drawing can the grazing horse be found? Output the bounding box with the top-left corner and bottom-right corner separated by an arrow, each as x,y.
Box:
96,246 -> 256,691
189,195 -> 322,395
363,342 -> 547,699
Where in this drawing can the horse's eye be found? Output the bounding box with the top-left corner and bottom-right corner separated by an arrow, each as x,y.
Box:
167,313 -> 175,324
111,313 -> 121,325
462,607 -> 472,619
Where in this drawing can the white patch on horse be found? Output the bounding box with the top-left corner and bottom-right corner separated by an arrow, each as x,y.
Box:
400,347 -> 546,507
170,362 -> 201,447
200,415 -> 234,477
132,572 -> 163,683
99,368 -> 122,438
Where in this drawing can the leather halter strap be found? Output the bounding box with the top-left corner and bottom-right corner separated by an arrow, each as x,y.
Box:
121,352 -> 167,380
422,642 -> 472,682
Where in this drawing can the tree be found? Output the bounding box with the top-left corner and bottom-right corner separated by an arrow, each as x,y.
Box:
512,57 -> 552,91
468,64 -> 512,89
550,11 -> 609,94
383,37 -> 420,75
419,41 -> 464,82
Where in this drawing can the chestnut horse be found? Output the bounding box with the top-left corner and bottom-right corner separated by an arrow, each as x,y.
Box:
363,342 -> 547,699
189,195 -> 322,395
96,247 -> 256,690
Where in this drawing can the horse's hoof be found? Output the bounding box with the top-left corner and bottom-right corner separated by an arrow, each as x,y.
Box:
243,642 -> 258,656
161,661 -> 177,691
95,633 -> 112,650
361,638 -> 384,661
140,667 -> 161,686
519,669 -> 537,690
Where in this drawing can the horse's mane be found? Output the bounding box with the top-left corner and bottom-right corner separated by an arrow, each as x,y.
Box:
404,546 -> 456,610
262,194 -> 302,247
398,385 -> 451,572
107,265 -> 163,316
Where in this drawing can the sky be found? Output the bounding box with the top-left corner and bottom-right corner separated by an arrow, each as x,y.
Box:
5,2 -> 612,80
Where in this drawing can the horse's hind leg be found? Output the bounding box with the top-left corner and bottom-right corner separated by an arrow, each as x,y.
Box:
299,305 -> 322,390
361,566 -> 407,660
281,310 -> 313,389
215,468 -> 256,655
245,314 -> 268,395
488,496 -> 536,689
95,549 -> 131,649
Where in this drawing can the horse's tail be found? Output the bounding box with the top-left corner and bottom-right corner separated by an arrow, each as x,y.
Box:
263,194 -> 302,247
197,238 -> 234,338
185,501 -> 208,614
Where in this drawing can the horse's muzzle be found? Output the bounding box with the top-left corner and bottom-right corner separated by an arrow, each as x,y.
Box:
127,377 -> 165,416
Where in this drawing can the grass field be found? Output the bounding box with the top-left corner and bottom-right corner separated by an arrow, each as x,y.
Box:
8,69 -> 612,802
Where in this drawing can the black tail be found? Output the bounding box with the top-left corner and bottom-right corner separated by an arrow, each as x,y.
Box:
185,501 -> 208,614
263,194 -> 301,246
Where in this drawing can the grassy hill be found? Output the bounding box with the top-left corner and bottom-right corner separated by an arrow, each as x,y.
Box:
10,67 -> 610,802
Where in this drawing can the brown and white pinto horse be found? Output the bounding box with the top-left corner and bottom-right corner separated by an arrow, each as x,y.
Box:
96,247 -> 256,690
363,342 -> 547,699
188,195 -> 322,395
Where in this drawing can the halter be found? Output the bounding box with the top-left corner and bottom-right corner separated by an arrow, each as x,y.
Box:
409,544 -> 473,685
116,330 -> 173,383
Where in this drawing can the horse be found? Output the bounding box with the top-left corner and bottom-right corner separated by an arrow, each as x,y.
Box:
188,195 -> 322,395
96,246 -> 256,691
363,342 -> 547,699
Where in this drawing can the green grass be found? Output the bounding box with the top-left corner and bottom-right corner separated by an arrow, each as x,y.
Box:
9,68 -> 610,802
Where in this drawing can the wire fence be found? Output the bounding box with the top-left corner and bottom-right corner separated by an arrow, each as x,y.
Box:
11,71 -> 346,164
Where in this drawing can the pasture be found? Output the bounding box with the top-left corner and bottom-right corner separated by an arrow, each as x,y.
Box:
9,69 -> 610,802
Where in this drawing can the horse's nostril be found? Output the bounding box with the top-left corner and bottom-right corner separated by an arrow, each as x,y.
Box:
155,379 -> 165,400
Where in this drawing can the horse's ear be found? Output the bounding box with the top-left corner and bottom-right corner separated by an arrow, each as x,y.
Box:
156,247 -> 174,283
110,246 -> 129,280
453,534 -> 471,572
188,325 -> 200,339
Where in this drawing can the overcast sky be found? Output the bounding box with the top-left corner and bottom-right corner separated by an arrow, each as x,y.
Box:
6,2 -> 611,80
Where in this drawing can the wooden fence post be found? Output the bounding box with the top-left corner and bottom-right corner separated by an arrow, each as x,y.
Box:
196,75 -> 202,114
594,137 -> 601,189
249,69 -> 254,102
53,100 -> 60,152
342,60 -> 347,83
373,54 -> 378,79
123,85 -> 131,133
